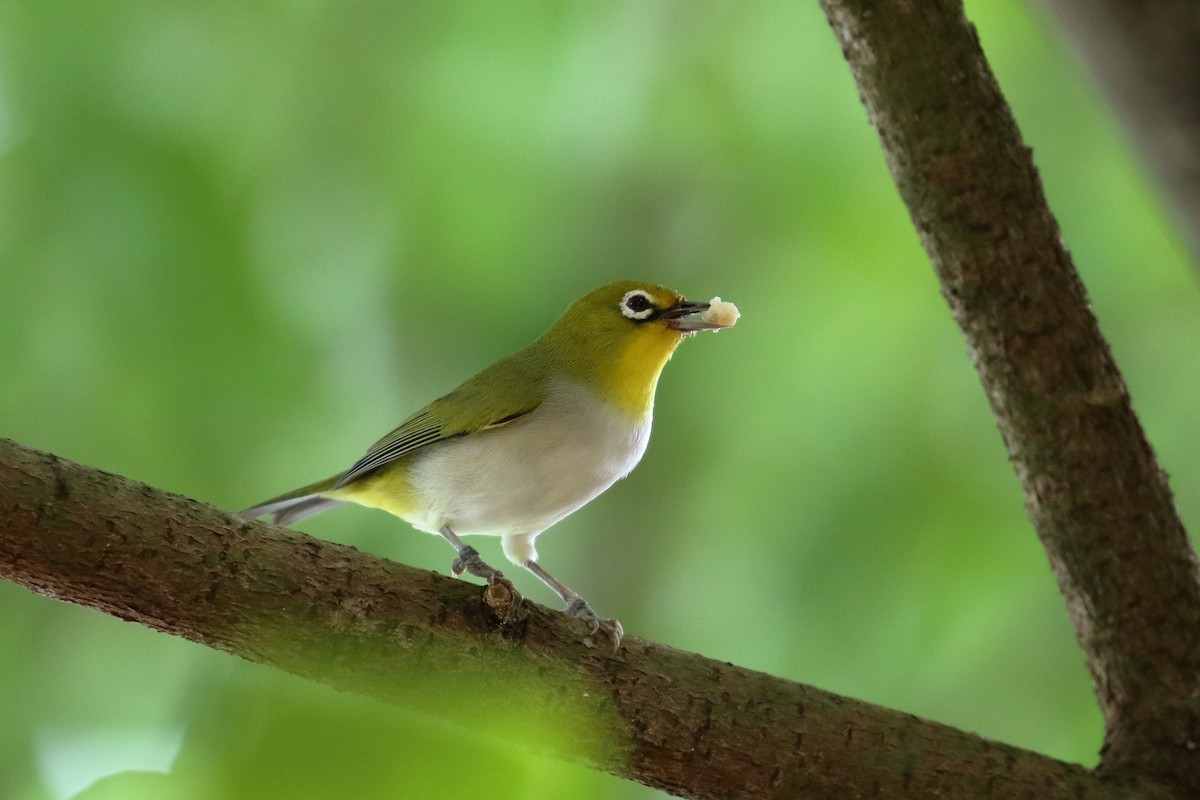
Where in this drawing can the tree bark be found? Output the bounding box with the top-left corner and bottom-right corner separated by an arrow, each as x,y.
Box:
0,437 -> 1146,800
1040,0 -> 1200,266
817,1 -> 1200,796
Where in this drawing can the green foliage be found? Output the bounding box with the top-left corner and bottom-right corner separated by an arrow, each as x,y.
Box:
1,1 -> 1197,798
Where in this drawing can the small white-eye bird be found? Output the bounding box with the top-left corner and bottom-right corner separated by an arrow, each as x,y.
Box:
241,281 -> 739,648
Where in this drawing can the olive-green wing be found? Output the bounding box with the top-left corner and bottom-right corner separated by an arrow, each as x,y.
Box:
333,353 -> 544,488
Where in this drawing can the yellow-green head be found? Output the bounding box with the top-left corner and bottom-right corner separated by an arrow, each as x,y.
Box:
529,281 -> 732,417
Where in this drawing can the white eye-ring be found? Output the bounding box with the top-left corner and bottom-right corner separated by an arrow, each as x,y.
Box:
620,289 -> 656,321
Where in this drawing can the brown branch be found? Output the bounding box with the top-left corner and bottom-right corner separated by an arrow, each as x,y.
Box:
818,0 -> 1200,795
0,438 -> 1146,800
1040,0 -> 1200,266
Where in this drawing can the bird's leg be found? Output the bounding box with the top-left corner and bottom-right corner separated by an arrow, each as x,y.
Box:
438,525 -> 511,588
522,560 -> 623,650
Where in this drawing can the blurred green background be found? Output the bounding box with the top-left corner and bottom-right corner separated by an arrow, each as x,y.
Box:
2,1 -> 1197,798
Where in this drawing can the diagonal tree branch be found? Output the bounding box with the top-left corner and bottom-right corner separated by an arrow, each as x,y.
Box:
818,1 -> 1200,795
0,437 -> 1144,800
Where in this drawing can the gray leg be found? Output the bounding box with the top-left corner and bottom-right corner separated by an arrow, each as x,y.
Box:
522,560 -> 623,650
438,525 -> 509,586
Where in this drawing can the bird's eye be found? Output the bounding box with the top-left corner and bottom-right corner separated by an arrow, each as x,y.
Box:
620,290 -> 656,321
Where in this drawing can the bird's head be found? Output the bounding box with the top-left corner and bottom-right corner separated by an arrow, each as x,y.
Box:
537,281 -> 738,416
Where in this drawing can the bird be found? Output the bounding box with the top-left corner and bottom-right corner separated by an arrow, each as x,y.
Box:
240,281 -> 739,648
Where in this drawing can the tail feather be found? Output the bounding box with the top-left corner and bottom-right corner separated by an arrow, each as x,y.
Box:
240,475 -> 344,526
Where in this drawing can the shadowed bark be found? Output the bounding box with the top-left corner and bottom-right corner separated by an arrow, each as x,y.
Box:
1040,0 -> 1200,266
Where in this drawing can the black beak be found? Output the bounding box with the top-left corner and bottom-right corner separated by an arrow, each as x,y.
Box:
661,300 -> 719,331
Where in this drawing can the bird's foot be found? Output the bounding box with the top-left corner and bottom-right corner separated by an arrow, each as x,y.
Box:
565,598 -> 624,650
451,545 -> 512,588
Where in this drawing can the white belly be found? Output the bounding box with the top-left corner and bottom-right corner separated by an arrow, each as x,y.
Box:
404,380 -> 651,538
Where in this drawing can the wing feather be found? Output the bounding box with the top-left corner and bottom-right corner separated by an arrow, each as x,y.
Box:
333,351 -> 545,488
334,411 -> 444,487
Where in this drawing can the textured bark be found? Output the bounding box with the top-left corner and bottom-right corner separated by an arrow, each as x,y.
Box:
818,0 -> 1200,796
1040,0 -> 1200,266
0,438 -> 1145,800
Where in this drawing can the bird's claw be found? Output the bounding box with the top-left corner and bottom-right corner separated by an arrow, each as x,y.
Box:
565,598 -> 623,650
451,546 -> 508,587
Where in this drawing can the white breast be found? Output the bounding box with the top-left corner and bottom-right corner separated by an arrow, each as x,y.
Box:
404,380 -> 651,539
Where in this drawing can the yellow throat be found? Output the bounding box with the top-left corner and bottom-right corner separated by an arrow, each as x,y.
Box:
533,281 -> 691,419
